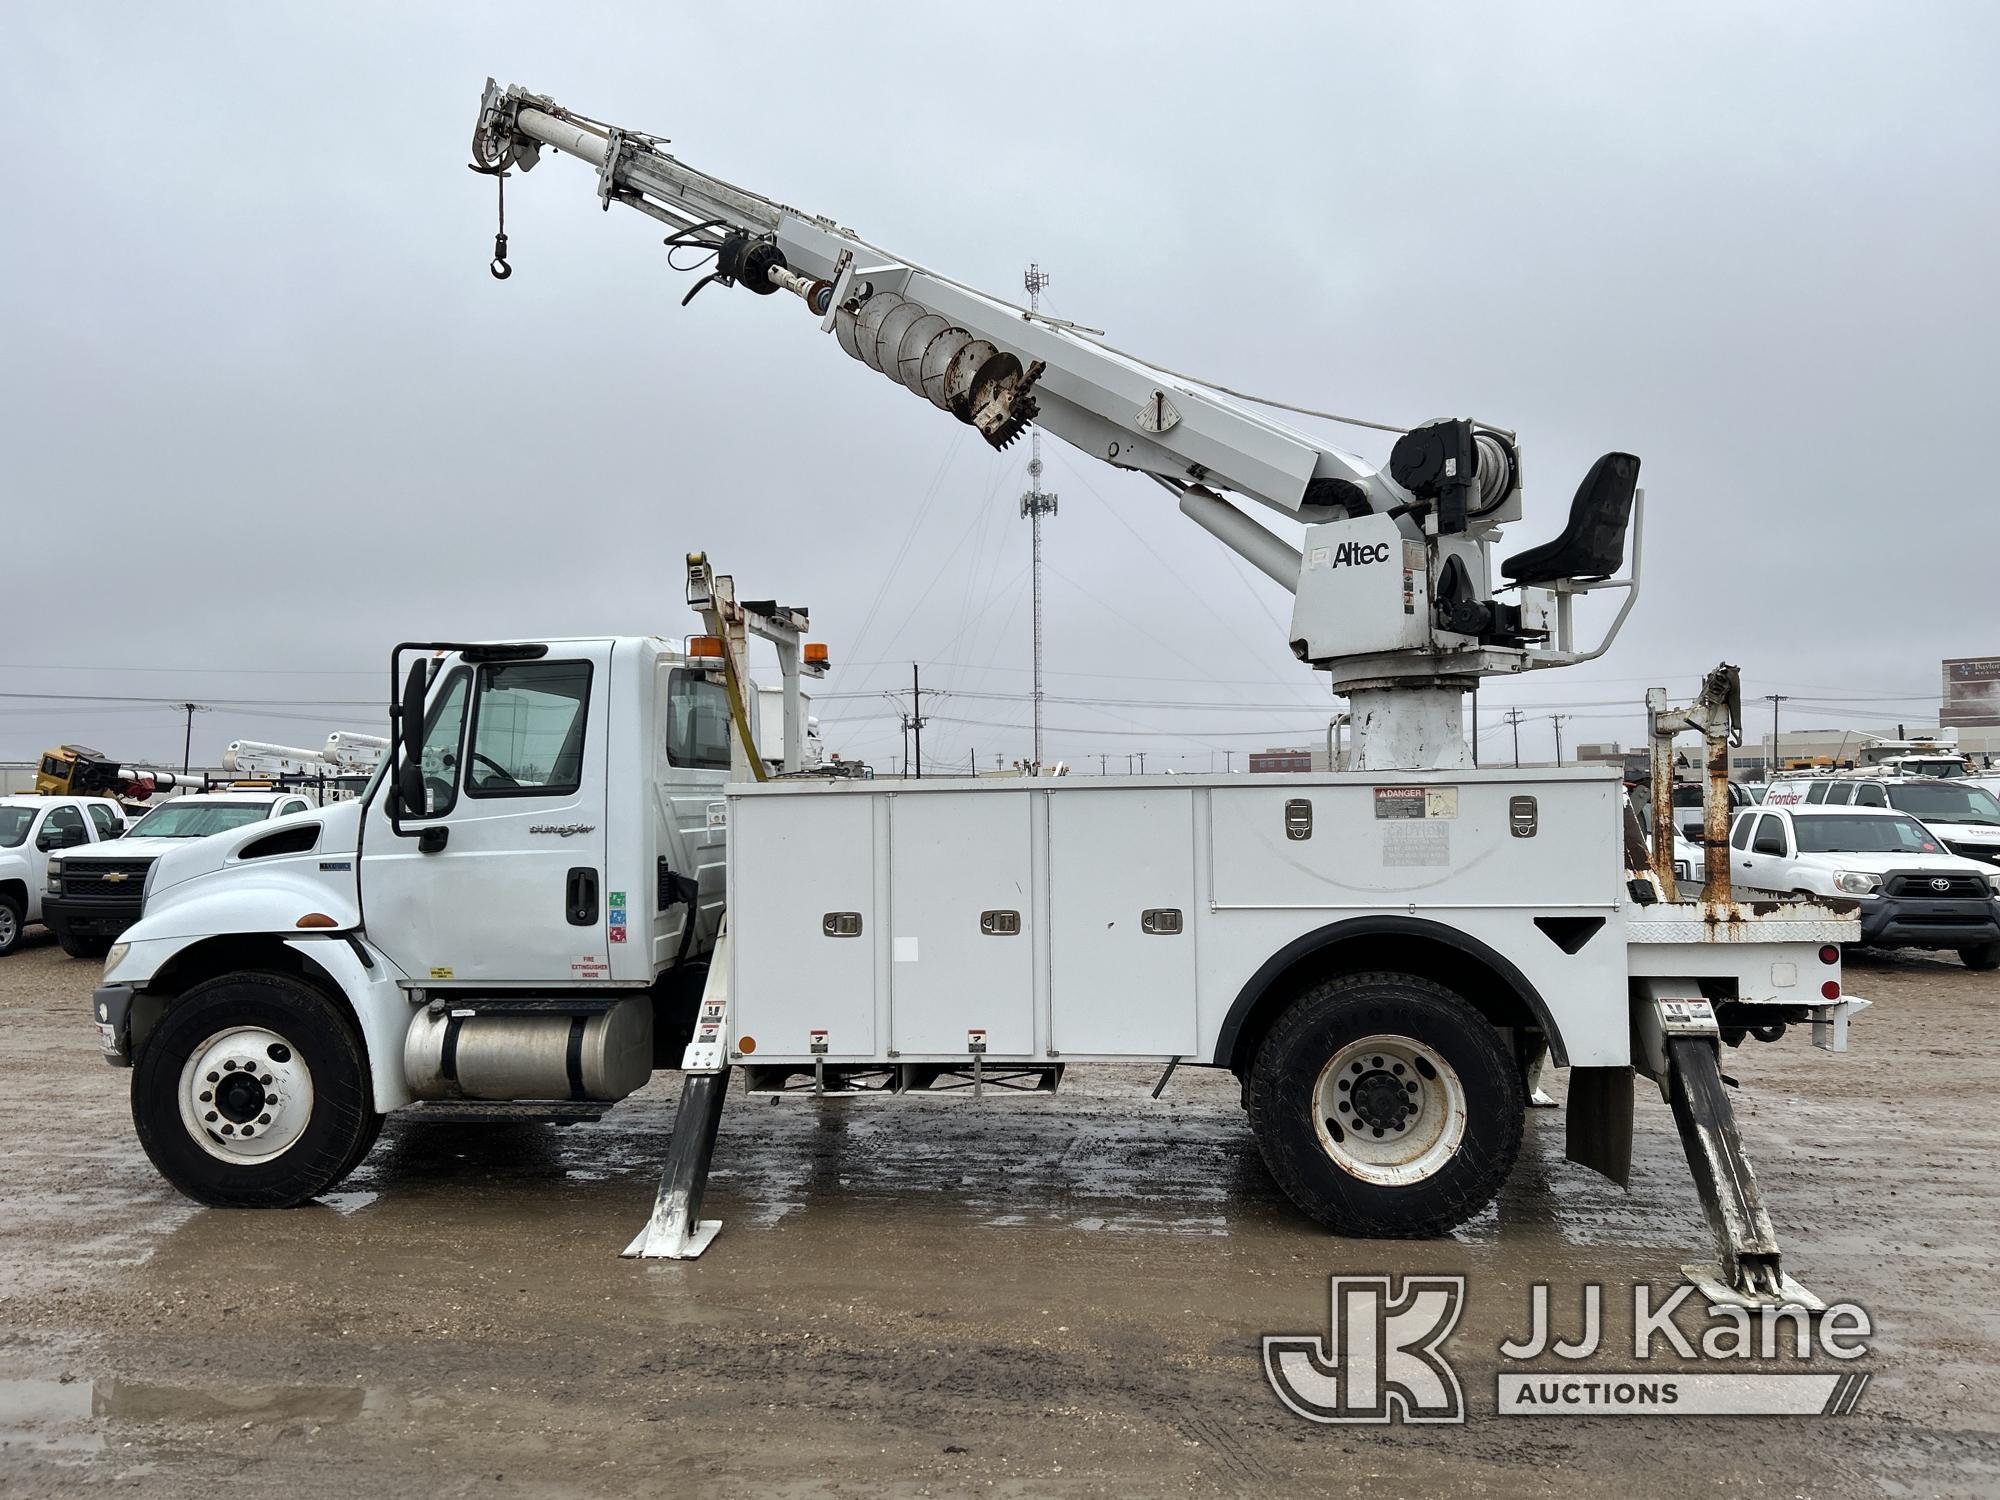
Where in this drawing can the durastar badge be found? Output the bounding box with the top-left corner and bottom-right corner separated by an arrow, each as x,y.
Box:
529,823 -> 597,837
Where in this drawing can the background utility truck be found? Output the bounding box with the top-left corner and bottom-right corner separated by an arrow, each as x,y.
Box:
92,82 -> 1867,1310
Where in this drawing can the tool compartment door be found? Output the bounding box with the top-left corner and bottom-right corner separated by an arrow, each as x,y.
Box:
730,792 -> 877,1057
1050,787 -> 1198,1055
889,793 -> 1034,1056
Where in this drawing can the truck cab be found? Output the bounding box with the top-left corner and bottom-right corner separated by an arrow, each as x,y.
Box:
0,796 -> 128,956
94,637 -> 732,1205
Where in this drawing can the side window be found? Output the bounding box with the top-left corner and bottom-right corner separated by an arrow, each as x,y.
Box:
38,804 -> 86,851
86,804 -> 119,837
1853,784 -> 1887,808
1752,815 -> 1787,857
1731,812 -> 1756,850
1825,783 -> 1854,806
667,668 -> 732,771
280,799 -> 311,818
414,668 -> 472,818
1804,782 -> 1828,804
465,660 -> 593,798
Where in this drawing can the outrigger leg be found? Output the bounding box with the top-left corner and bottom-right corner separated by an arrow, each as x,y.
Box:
1634,981 -> 1824,1310
623,932 -> 736,1260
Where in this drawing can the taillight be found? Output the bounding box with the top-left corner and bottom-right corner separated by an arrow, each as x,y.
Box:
1818,945 -> 1840,964
1821,980 -> 1841,1000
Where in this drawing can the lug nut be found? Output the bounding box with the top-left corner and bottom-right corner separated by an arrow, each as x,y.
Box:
258,1114 -> 271,1125
221,1124 -> 235,1135
205,1111 -> 218,1122
223,1061 -> 238,1072
1392,1063 -> 1405,1076
199,1091 -> 213,1103
241,1127 -> 254,1137
207,1072 -> 219,1083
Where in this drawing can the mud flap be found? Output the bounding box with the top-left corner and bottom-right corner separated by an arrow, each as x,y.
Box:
1563,1066 -> 1633,1188
622,1068 -> 729,1259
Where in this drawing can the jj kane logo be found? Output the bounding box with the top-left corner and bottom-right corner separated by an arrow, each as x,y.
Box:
1265,1277 -> 1872,1424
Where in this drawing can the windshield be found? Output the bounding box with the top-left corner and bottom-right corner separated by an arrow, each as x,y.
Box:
0,807 -> 34,848
1792,814 -> 1944,855
126,802 -> 272,839
1887,782 -> 2000,826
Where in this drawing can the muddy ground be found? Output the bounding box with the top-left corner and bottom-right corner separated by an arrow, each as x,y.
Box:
1,934 -> 1996,1498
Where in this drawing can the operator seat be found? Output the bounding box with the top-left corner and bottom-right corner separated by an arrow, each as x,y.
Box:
1500,452 -> 1640,587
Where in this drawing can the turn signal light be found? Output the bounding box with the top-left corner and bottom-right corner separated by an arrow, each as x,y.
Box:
804,642 -> 830,665
296,913 -> 338,929
688,635 -> 724,659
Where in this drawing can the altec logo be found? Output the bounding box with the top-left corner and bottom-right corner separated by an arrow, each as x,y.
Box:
1330,541 -> 1391,568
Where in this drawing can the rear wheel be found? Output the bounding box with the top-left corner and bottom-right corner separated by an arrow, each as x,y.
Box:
1248,971 -> 1524,1238
57,931 -> 111,960
1961,945 -> 2000,972
132,971 -> 378,1208
0,896 -> 22,957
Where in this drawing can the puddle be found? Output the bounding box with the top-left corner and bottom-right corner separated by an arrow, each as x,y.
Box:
0,1375 -> 381,1455
317,1191 -> 379,1216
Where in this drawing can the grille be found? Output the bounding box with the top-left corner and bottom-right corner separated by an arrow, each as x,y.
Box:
1944,841 -> 2000,869
1885,870 -> 1990,899
60,858 -> 155,901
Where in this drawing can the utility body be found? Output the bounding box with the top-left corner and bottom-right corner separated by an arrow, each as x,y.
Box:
93,84 -> 1874,1308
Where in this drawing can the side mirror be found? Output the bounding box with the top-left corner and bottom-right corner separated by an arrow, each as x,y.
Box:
396,658 -> 429,818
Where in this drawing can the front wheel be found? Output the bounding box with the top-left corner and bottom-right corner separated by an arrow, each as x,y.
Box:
132,971 -> 378,1208
1247,971 -> 1524,1238
1961,945 -> 2000,972
57,931 -> 111,960
0,896 -> 23,957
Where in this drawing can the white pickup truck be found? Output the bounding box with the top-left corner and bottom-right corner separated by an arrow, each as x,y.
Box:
1693,804 -> 2000,968
44,791 -> 315,958
0,796 -> 130,956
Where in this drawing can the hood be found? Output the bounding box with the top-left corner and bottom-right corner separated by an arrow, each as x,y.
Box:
127,798 -> 364,942
146,798 -> 362,899
60,835 -> 200,862
1796,849 -> 1996,878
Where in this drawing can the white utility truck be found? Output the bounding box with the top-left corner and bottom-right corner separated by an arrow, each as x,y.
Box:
92,82 -> 1871,1309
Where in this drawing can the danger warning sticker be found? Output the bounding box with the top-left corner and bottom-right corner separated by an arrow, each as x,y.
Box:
1374,786 -> 1459,820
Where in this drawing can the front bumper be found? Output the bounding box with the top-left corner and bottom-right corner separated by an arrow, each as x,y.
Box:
1858,895 -> 2000,950
43,896 -> 144,943
93,982 -> 135,1066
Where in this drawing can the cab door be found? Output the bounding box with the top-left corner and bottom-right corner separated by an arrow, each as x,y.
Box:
361,646 -> 613,985
1735,812 -> 1791,893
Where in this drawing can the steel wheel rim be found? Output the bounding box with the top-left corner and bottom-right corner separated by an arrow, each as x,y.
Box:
0,905 -> 16,948
1311,1032 -> 1468,1185
176,1026 -> 315,1163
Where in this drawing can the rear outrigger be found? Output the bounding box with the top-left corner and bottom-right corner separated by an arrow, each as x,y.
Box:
90,81 -> 1868,1310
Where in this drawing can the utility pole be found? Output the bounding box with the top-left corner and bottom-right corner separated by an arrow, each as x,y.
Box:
1097,753 -> 1108,775
1136,751 -> 1147,775
1020,262 -> 1059,773
1224,750 -> 1233,774
911,663 -> 924,779
1126,753 -> 1136,775
1551,713 -> 1570,766
1765,694 -> 1790,778
173,701 -> 209,774
1504,708 -> 1524,768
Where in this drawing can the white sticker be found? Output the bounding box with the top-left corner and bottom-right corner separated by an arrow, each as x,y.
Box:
894,936 -> 920,964
1383,822 -> 1450,867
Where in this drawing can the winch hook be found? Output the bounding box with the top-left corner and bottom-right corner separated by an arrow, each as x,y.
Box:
470,160 -> 513,280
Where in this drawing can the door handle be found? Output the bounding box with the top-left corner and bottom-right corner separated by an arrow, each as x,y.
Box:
566,867 -> 600,926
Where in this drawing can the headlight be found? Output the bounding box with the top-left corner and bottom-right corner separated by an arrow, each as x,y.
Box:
1987,873 -> 2000,897
103,942 -> 130,976
1833,871 -> 1883,896
46,857 -> 62,894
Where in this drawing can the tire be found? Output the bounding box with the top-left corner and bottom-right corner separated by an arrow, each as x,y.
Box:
57,932 -> 111,960
1247,971 -> 1524,1239
1960,945 -> 2000,972
0,896 -> 22,957
131,971 -> 379,1209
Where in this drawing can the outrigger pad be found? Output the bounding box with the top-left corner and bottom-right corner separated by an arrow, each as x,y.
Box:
1501,451 -> 1640,586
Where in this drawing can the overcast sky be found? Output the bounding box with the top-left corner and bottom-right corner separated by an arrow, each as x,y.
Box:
4,3 -> 1996,772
